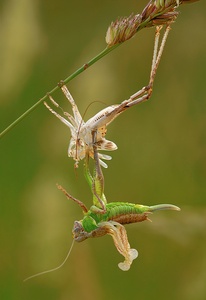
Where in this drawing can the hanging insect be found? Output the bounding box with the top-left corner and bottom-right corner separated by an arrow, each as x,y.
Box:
58,187 -> 180,271
24,128 -> 180,281
44,25 -> 171,168
56,132 -> 180,271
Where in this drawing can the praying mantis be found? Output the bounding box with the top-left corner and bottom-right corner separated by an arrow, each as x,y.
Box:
44,25 -> 171,168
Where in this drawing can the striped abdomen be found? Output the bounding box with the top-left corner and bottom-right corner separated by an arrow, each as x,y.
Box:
106,202 -> 150,225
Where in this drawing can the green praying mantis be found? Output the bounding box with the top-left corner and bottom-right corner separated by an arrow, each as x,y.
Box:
24,24 -> 181,281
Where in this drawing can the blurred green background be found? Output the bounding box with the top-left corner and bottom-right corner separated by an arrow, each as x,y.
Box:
0,1 -> 206,299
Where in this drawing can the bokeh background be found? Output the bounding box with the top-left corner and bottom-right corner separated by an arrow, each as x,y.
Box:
0,1 -> 206,299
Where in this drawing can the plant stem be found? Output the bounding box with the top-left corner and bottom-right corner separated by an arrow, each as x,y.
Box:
0,45 -> 119,139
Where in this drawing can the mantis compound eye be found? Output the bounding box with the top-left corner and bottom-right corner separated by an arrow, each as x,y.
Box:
72,221 -> 89,242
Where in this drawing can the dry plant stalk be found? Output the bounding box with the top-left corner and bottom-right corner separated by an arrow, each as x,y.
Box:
106,0 -> 198,46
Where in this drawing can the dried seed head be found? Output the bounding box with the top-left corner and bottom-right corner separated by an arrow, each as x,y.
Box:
155,0 -> 179,9
141,0 -> 199,25
106,0 -> 199,47
141,0 -> 179,27
106,14 -> 142,47
150,11 -> 179,26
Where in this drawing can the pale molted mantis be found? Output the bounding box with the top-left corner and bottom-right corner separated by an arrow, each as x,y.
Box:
44,24 -> 171,168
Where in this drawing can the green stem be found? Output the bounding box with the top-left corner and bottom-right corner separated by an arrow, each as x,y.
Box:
0,45 -> 119,139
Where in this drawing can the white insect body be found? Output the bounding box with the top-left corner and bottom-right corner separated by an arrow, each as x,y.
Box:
45,88 -> 120,168
45,25 -> 171,168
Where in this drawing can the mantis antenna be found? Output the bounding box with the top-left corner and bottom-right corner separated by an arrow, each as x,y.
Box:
23,239 -> 75,282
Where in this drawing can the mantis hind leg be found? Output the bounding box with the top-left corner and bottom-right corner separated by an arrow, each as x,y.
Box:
126,24 -> 172,109
148,25 -> 171,91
